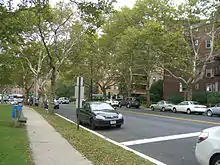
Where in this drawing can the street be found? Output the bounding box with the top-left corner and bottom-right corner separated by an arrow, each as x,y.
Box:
56,104 -> 220,165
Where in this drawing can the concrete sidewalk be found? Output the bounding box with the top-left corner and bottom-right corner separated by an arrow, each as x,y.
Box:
23,106 -> 92,165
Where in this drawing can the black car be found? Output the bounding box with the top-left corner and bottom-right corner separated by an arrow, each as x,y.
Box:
119,97 -> 140,108
76,102 -> 124,130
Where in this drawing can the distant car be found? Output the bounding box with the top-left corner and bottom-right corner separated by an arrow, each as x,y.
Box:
206,103 -> 220,117
76,102 -> 124,130
58,97 -> 70,104
119,97 -> 140,108
150,100 -> 174,111
172,101 -> 207,114
195,126 -> 220,165
105,99 -> 119,106
44,99 -> 59,109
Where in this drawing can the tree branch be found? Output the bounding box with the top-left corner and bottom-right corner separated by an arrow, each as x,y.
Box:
159,64 -> 187,84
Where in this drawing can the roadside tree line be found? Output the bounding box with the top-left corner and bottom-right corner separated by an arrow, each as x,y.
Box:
0,0 -> 219,112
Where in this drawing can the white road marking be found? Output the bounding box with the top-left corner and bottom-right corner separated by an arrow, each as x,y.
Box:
120,132 -> 201,146
55,113 -> 167,165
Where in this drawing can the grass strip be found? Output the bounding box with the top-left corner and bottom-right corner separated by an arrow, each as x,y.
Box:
0,105 -> 33,165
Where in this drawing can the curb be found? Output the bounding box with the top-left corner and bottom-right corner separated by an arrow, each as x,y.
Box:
55,113 -> 166,165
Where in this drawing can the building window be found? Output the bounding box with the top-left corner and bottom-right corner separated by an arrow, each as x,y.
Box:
206,69 -> 213,78
206,40 -> 212,49
206,83 -> 213,92
195,83 -> 199,90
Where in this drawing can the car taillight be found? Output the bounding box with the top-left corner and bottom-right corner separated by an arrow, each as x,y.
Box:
198,132 -> 209,143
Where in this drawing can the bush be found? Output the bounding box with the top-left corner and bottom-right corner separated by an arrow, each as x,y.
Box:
207,92 -> 220,106
150,93 -> 161,103
166,92 -> 184,104
150,80 -> 163,102
192,92 -> 207,105
137,95 -> 146,104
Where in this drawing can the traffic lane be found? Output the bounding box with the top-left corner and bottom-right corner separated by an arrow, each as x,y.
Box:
121,107 -> 220,123
55,104 -> 77,121
130,137 -> 199,165
57,104 -> 218,143
96,110 -> 217,142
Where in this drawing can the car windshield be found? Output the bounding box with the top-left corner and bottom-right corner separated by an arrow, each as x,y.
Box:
90,103 -> 115,111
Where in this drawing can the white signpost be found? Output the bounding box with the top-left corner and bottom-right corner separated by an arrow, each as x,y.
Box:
75,77 -> 84,130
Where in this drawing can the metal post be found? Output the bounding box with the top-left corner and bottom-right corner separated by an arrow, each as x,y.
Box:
90,78 -> 93,101
77,77 -> 81,130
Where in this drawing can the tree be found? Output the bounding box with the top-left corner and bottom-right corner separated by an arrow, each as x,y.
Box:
32,2 -> 86,113
72,0 -> 117,100
162,0 -> 220,100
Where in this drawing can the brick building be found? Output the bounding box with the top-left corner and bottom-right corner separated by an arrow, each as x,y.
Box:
163,21 -> 220,99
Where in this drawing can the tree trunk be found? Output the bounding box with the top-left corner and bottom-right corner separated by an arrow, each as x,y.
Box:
145,79 -> 151,106
103,88 -> 107,100
24,88 -> 29,105
49,68 -> 56,114
185,85 -> 193,101
38,90 -> 43,108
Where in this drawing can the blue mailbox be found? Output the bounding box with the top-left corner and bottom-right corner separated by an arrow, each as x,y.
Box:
12,105 -> 23,119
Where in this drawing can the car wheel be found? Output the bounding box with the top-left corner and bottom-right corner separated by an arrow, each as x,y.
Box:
151,106 -> 154,111
116,125 -> 121,128
172,107 -> 177,113
136,105 -> 140,109
161,107 -> 165,112
211,154 -> 220,165
90,119 -> 96,130
126,104 -> 131,108
186,109 -> 191,114
207,110 -> 213,117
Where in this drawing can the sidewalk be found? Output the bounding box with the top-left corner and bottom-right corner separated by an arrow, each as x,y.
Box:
23,106 -> 92,165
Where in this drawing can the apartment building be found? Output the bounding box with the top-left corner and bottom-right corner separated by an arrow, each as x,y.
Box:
163,21 -> 220,99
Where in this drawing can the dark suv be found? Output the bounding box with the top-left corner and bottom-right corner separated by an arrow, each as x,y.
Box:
119,97 -> 140,108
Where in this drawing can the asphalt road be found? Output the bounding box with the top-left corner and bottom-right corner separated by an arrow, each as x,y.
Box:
56,104 -> 220,165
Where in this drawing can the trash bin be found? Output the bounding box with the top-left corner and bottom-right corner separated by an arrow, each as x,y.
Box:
12,105 -> 22,119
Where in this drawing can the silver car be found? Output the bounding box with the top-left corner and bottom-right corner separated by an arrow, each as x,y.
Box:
206,103 -> 220,117
150,100 -> 174,112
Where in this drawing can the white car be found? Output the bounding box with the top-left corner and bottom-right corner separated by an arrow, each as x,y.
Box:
195,126 -> 220,165
58,97 -> 70,104
105,99 -> 119,106
172,101 -> 207,114
150,100 -> 174,111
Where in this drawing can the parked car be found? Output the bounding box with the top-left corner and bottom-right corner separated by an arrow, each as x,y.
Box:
105,99 -> 119,106
150,100 -> 174,111
195,126 -> 220,165
58,97 -> 70,104
76,102 -> 124,130
44,99 -> 59,109
119,97 -> 140,108
172,101 -> 207,114
206,103 -> 220,117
